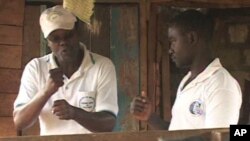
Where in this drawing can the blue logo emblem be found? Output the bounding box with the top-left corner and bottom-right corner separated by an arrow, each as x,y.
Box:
189,100 -> 204,115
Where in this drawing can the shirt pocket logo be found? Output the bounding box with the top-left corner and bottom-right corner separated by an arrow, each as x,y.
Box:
78,91 -> 96,112
189,99 -> 204,116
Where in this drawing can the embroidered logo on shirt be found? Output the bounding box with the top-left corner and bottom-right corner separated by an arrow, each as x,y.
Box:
79,96 -> 95,112
189,100 -> 204,116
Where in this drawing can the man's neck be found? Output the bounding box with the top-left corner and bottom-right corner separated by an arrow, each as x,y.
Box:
189,52 -> 214,78
55,50 -> 84,78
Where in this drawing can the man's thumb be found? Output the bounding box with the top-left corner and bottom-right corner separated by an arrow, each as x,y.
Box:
141,91 -> 147,97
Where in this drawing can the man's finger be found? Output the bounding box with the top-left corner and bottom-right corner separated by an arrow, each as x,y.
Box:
141,91 -> 147,97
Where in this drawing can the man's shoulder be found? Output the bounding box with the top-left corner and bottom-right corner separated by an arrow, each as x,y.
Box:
212,67 -> 234,81
207,67 -> 240,91
25,54 -> 51,68
91,53 -> 114,65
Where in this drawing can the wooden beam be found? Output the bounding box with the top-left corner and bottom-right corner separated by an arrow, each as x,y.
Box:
25,0 -> 62,3
147,0 -> 157,128
154,5 -> 172,121
139,0 -> 149,131
25,0 -> 140,3
96,0 -> 140,3
150,0 -> 250,8
150,0 -> 250,4
0,128 -> 229,141
0,25 -> 23,46
25,0 -> 250,7
110,4 -> 140,131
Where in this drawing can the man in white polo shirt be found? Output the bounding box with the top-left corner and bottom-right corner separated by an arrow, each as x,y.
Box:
13,5 -> 118,135
130,9 -> 242,130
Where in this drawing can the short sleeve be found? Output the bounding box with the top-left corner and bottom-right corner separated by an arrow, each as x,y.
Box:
95,59 -> 118,116
14,59 -> 39,109
205,88 -> 242,128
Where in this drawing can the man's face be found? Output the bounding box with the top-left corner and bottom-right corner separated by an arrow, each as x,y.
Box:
168,26 -> 194,68
47,28 -> 80,63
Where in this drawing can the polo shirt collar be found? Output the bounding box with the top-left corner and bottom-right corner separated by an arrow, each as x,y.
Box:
48,54 -> 58,69
78,42 -> 94,73
181,58 -> 222,91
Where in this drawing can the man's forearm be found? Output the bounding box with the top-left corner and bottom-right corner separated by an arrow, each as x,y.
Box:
73,107 -> 116,132
13,90 -> 51,130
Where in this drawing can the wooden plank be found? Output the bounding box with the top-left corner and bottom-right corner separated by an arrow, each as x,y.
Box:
147,2 -> 157,122
0,25 -> 23,46
0,128 -> 228,141
21,121 -> 40,136
79,4 -> 110,58
24,0 -> 250,6
0,93 -> 16,117
91,5 -> 110,58
150,0 -> 250,8
0,69 -> 22,93
0,0 -> 25,26
26,0 -> 140,3
23,6 -> 41,68
211,129 -> 230,141
150,0 -> 250,4
95,0 -> 140,3
0,45 -> 22,69
24,0 -> 250,5
0,117 -> 17,137
156,5 -> 172,121
25,0 -> 62,3
139,0 -> 148,105
139,0 -> 149,131
110,4 -> 140,131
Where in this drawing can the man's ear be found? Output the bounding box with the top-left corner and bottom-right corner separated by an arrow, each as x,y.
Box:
187,31 -> 198,45
45,39 -> 52,48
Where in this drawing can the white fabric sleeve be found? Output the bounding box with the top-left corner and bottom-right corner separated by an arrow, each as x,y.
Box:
95,60 -> 118,116
14,59 -> 39,109
205,88 -> 242,128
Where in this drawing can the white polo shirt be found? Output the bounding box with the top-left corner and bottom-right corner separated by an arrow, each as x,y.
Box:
14,43 -> 118,135
169,58 -> 242,131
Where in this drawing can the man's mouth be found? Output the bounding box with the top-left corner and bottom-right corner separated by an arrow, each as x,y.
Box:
61,49 -> 72,56
62,48 -> 70,53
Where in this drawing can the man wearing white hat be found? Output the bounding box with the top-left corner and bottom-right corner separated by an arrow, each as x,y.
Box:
13,5 -> 118,135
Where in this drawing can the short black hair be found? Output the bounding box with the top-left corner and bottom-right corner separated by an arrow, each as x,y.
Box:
168,9 -> 214,42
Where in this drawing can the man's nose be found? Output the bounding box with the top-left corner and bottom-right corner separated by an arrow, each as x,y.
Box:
58,37 -> 69,46
59,40 -> 66,46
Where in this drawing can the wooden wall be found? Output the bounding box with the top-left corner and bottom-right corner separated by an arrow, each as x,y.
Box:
0,0 -> 25,136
